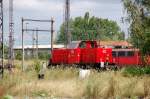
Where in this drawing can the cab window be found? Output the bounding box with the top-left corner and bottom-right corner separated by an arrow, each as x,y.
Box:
118,51 -> 125,57
112,51 -> 117,57
127,51 -> 134,56
79,41 -> 86,48
91,42 -> 96,48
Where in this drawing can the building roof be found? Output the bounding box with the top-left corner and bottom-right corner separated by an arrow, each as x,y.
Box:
97,41 -> 132,47
14,44 -> 64,50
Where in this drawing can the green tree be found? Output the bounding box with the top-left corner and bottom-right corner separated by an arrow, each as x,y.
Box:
122,0 -> 150,55
0,44 -> 8,59
57,12 -> 124,43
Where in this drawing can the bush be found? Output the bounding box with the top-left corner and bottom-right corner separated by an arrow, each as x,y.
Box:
38,52 -> 51,60
123,67 -> 150,76
15,50 -> 22,60
3,95 -> 13,99
34,60 -> 41,74
144,67 -> 150,74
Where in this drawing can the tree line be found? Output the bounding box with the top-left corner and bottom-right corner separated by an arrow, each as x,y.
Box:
57,12 -> 125,43
122,0 -> 150,56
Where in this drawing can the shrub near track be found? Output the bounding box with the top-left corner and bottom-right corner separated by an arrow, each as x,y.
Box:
123,67 -> 150,76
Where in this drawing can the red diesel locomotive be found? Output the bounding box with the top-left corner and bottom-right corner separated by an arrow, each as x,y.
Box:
49,40 -> 113,68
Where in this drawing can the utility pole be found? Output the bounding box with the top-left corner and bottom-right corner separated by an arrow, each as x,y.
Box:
36,28 -> 38,60
22,18 -> 24,71
51,18 -> 54,54
8,0 -> 14,70
32,30 -> 35,58
65,0 -> 71,47
0,0 -> 4,78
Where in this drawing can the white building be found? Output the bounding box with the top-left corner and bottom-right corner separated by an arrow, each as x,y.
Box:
13,44 -> 64,58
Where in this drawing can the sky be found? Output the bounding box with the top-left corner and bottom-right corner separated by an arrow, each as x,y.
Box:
3,0 -> 128,46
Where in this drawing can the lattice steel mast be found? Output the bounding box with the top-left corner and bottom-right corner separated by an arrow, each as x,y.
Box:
8,0 -> 14,69
65,0 -> 71,46
0,0 -> 4,77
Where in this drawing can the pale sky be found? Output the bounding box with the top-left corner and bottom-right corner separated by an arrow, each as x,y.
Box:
3,0 -> 128,46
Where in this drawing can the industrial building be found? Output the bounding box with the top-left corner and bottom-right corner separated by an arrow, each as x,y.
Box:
13,44 -> 64,58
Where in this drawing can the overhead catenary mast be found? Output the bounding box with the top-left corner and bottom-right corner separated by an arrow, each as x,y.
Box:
65,0 -> 71,47
8,0 -> 14,69
32,30 -> 35,58
0,0 -> 4,78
